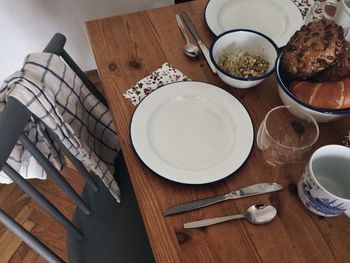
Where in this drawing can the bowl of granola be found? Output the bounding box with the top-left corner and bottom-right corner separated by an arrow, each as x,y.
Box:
210,29 -> 279,89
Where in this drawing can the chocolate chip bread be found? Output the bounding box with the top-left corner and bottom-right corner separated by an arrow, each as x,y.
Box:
281,20 -> 345,80
313,41 -> 350,81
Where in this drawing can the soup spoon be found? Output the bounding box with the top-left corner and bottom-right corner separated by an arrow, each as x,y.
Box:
175,14 -> 200,58
183,204 -> 277,229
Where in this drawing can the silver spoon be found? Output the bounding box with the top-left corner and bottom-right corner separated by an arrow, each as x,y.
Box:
183,204 -> 277,229
175,14 -> 200,58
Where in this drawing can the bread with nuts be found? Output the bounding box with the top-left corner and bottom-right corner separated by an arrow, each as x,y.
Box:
281,20 -> 345,80
313,41 -> 350,81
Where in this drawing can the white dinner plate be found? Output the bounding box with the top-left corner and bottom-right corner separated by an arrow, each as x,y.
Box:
130,81 -> 254,184
204,0 -> 304,48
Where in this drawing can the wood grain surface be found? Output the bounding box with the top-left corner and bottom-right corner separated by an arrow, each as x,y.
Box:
0,165 -> 84,262
85,0 -> 350,262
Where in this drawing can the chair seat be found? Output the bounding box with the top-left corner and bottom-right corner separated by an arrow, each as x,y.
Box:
67,154 -> 155,263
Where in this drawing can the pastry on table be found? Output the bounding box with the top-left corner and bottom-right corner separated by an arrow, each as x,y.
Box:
313,42 -> 350,81
281,20 -> 345,80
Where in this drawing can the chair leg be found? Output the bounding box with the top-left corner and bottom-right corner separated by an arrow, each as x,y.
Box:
2,164 -> 83,240
19,134 -> 91,215
45,129 -> 99,193
0,209 -> 65,263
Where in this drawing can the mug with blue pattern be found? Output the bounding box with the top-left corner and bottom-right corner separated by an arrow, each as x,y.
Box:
298,145 -> 350,217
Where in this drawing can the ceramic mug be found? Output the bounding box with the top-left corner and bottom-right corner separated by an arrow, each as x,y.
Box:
305,0 -> 350,39
324,0 -> 350,39
298,144 -> 350,217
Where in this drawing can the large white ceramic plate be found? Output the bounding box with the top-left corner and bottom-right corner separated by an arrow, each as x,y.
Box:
205,0 -> 304,48
130,81 -> 254,184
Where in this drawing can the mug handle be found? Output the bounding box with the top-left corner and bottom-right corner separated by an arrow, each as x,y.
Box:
324,0 -> 339,5
322,0 -> 340,20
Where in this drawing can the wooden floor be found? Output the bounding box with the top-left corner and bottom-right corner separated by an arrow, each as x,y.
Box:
0,70 -> 102,263
0,167 -> 83,263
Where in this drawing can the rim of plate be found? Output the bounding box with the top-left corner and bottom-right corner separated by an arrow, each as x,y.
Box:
129,81 -> 255,184
204,0 -> 304,48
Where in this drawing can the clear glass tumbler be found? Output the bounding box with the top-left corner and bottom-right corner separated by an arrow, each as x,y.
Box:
256,105 -> 319,166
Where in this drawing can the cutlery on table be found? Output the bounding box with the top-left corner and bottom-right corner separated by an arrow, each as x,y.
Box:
184,204 -> 277,229
175,14 -> 200,58
180,11 -> 217,74
163,183 -> 283,216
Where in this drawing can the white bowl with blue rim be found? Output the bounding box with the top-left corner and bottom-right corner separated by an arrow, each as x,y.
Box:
210,29 -> 279,89
275,53 -> 350,123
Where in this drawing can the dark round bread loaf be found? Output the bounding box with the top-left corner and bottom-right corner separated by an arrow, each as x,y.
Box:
313,42 -> 350,81
281,20 -> 345,80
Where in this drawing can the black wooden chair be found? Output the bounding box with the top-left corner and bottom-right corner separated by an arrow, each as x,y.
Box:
0,33 -> 154,263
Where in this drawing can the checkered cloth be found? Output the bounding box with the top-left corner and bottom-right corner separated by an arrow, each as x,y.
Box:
0,53 -> 121,202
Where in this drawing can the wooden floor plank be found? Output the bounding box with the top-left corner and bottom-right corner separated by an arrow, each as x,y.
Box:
0,219 -> 35,263
0,159 -> 84,263
21,249 -> 42,263
0,184 -> 16,207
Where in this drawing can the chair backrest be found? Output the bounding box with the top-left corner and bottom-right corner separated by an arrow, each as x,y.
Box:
0,33 -> 154,263
43,33 -> 108,108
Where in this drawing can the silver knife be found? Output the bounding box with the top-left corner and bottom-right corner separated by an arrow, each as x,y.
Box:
163,183 -> 283,216
180,11 -> 217,74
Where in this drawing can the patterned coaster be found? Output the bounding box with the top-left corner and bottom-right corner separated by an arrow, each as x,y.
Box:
291,0 -> 316,18
123,63 -> 188,106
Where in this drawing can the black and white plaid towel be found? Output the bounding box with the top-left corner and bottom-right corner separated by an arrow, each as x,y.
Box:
0,53 -> 121,202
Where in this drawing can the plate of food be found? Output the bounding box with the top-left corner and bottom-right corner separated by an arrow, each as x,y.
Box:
130,81 -> 254,184
204,0 -> 304,48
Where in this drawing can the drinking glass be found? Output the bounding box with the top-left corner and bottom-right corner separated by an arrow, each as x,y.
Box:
256,105 -> 319,167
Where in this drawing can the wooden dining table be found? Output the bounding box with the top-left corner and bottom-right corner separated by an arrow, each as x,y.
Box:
85,0 -> 350,262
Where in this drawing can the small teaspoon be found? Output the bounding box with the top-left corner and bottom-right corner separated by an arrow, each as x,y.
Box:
183,204 -> 277,229
175,14 -> 200,58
